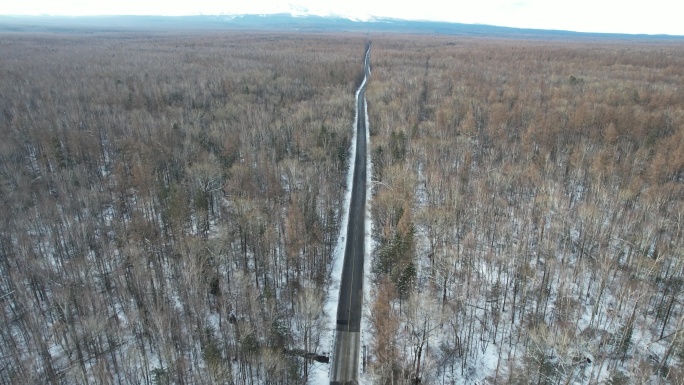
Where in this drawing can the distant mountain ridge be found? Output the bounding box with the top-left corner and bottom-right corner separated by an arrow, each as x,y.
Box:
1,13 -> 682,40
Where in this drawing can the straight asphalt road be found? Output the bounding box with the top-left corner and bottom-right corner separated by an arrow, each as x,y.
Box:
330,43 -> 371,385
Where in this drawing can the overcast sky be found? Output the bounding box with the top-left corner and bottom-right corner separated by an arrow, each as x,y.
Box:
2,0 -> 682,35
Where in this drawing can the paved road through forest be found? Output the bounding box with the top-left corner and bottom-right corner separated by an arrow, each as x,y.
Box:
330,43 -> 371,385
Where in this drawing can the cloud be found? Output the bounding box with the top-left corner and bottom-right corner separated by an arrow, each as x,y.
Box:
2,0 -> 682,35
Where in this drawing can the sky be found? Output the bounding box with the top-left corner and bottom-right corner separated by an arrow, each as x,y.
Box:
1,0 -> 683,36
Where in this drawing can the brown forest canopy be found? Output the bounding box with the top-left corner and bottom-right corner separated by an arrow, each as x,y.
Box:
366,35 -> 684,384
2,29 -> 684,385
0,31 -> 364,384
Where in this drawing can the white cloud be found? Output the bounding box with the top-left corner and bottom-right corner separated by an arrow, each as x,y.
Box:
1,0 -> 682,35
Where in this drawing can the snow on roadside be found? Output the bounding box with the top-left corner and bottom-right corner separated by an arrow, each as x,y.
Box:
310,59 -> 368,385
359,96 -> 375,385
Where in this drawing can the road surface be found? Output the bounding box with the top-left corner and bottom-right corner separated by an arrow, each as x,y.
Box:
330,43 -> 371,385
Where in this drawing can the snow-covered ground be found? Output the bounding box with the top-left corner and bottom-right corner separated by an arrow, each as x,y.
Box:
359,96 -> 375,385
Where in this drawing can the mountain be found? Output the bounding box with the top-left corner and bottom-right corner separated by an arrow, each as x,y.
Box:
0,13 -> 681,40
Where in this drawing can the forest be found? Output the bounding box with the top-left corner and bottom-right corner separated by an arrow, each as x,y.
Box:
1,30 -> 684,385
365,36 -> 684,384
0,32 -> 364,384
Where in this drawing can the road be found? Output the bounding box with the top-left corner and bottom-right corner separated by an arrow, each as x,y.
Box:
330,43 -> 371,385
